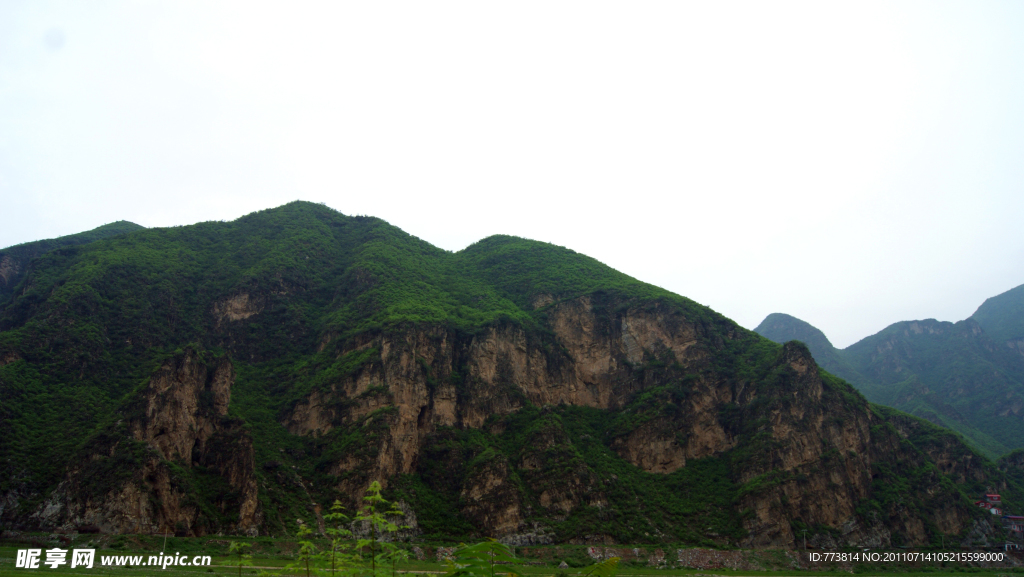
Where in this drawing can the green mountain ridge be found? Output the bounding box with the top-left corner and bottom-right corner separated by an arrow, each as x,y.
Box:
1,202 -> 1020,548
0,221 -> 145,306
972,283 -> 1024,348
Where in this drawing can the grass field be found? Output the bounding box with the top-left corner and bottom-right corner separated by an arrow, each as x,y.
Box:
2,533 -> 1023,577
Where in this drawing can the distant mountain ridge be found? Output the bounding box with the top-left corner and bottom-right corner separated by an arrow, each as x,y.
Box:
755,295 -> 1024,459
972,283 -> 1024,352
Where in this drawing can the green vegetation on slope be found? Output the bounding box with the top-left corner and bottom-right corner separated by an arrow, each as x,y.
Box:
843,318 -> 1024,457
0,221 -> 145,306
971,283 -> 1024,346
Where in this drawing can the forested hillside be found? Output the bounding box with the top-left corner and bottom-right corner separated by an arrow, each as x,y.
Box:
972,284 -> 1024,352
0,221 -> 144,305
1,202 -> 1020,548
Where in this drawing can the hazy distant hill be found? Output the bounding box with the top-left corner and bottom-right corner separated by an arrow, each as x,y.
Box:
1,202 -> 1019,548
0,221 -> 145,305
972,283 -> 1024,351
755,299 -> 1024,459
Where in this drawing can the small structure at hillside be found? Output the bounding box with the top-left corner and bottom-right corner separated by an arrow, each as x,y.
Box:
1003,515 -> 1024,533
975,493 -> 1003,515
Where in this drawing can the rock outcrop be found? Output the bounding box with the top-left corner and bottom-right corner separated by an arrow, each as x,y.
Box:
31,350 -> 261,536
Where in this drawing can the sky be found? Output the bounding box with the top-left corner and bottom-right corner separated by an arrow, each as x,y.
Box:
2,1 -> 1023,348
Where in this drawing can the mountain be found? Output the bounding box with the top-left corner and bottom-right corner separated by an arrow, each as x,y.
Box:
1000,449 -> 1024,489
755,307 -> 1024,459
972,283 -> 1024,352
754,313 -> 867,387
0,221 -> 145,305
1,202 -> 1019,548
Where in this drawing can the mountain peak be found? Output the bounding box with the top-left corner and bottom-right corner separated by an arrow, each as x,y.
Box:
754,312 -> 868,394
971,282 -> 1024,345
754,312 -> 835,350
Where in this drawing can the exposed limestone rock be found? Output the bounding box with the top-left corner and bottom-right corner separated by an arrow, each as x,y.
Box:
32,349 -> 261,536
611,419 -> 687,473
1000,449 -> 1024,472
517,416 -> 605,514
0,255 -> 18,287
130,351 -> 234,462
212,293 -> 262,326
283,297 -> 717,492
499,522 -> 555,546
531,293 -> 555,309
0,351 -> 21,367
460,456 -> 524,535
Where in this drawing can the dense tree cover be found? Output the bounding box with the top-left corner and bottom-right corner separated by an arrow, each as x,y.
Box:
0,220 -> 144,306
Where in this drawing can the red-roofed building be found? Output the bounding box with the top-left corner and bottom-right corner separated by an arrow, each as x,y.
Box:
977,494 -> 1003,514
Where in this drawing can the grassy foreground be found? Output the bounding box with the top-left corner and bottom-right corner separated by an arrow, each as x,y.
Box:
1,533 -> 1022,577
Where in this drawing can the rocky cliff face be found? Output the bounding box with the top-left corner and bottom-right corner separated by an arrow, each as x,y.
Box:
726,347 -> 984,548
30,350 -> 261,536
276,294 -> 985,547
999,450 -> 1024,492
283,297 -> 710,487
0,255 -> 19,290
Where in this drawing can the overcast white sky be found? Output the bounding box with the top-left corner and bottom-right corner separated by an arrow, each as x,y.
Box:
2,1 -> 1023,348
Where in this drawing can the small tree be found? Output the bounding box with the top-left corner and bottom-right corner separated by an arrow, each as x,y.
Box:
222,541 -> 253,577
287,521 -> 317,577
322,499 -> 356,577
354,481 -> 407,577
